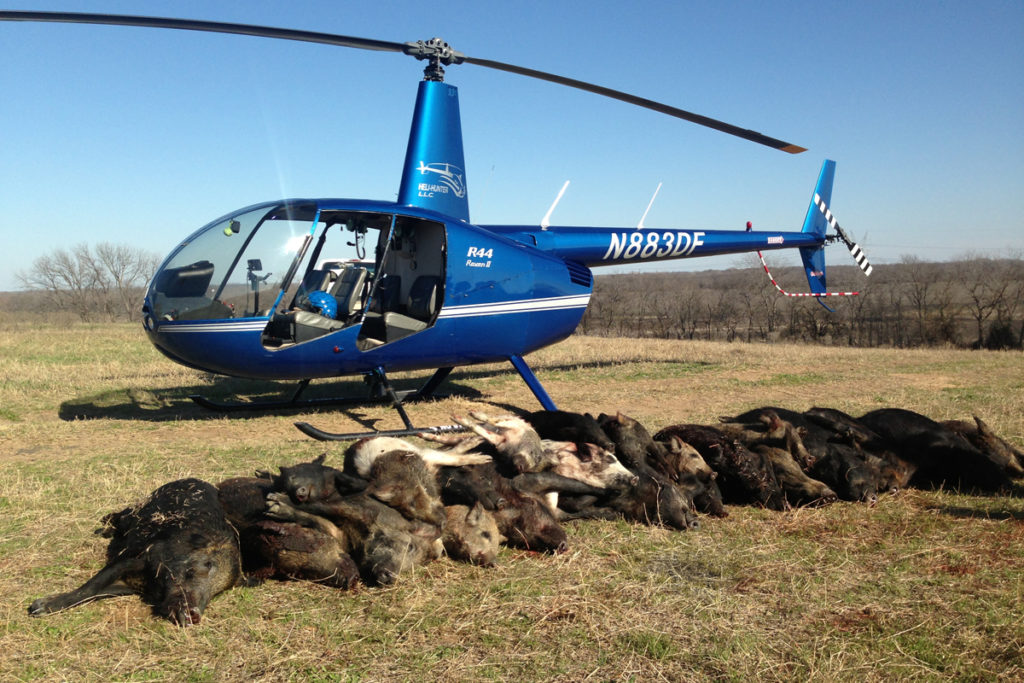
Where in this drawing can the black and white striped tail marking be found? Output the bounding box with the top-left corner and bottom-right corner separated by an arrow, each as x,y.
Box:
814,193 -> 873,276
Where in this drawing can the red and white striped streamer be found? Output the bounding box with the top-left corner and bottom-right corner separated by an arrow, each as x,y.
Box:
757,251 -> 860,298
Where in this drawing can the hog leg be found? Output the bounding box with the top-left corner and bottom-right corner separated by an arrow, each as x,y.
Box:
557,506 -> 622,522
265,494 -> 347,544
511,472 -> 606,497
28,557 -> 145,616
512,472 -> 607,517
418,431 -> 486,453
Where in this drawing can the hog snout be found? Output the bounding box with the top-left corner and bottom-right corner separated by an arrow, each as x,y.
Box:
164,596 -> 204,626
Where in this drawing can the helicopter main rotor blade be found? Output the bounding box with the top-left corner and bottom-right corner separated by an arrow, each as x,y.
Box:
1,10 -> 805,153
0,11 -> 408,54
463,56 -> 805,153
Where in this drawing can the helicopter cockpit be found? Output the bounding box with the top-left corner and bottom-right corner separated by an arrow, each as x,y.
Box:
145,201 -> 446,349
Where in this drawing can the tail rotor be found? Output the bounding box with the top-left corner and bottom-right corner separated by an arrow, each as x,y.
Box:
759,160 -> 872,311
813,192 -> 873,277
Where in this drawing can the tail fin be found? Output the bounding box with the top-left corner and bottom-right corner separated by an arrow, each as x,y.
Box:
799,160 -> 836,300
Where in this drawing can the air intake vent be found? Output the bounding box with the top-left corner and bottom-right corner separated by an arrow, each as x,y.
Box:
564,260 -> 593,288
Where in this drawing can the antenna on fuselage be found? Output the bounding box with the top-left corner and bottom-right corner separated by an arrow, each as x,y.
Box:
637,182 -> 662,229
540,180 -> 570,231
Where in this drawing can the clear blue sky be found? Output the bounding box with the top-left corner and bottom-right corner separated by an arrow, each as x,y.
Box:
1,0 -> 1022,292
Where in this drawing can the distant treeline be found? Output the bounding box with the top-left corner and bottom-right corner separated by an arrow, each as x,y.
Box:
580,256 -> 1024,350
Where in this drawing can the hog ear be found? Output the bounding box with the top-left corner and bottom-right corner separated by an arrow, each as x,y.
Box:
467,501 -> 485,524
314,453 -> 327,465
680,438 -> 701,458
370,483 -> 396,503
973,416 -> 992,436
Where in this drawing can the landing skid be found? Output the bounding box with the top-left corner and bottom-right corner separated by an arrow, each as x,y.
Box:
291,356 -> 557,442
294,421 -> 468,441
189,366 -> 454,413
294,366 -> 466,442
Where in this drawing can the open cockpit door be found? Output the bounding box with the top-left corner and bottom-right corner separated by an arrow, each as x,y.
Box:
356,214 -> 447,349
259,209 -> 446,349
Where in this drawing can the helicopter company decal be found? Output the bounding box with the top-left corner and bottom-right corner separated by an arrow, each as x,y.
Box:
417,161 -> 466,199
158,320 -> 269,333
602,231 -> 706,261
767,235 -> 784,245
438,294 -> 591,319
466,246 -> 493,268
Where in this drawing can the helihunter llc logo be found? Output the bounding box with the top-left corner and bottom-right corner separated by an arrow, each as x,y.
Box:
416,162 -> 466,199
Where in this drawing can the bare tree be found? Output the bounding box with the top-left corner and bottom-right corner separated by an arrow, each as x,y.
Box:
17,245 -> 100,320
16,242 -> 160,322
95,243 -> 161,320
957,256 -> 1011,348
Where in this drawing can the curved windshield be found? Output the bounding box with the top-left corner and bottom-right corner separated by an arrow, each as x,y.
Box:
149,203 -> 317,321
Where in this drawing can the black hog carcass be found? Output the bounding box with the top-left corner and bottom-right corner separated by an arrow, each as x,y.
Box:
859,408 -> 1014,492
265,491 -> 443,585
217,476 -> 359,589
29,478 -> 241,625
654,424 -> 789,511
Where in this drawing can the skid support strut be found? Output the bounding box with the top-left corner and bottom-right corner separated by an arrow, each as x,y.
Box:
509,354 -> 557,411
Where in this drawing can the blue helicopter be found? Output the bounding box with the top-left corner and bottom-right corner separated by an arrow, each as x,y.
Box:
1,12 -> 871,438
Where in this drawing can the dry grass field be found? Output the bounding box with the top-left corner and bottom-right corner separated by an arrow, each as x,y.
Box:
1,321 -> 1022,681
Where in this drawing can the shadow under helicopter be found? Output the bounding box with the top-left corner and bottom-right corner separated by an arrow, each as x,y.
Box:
58,358 -> 710,423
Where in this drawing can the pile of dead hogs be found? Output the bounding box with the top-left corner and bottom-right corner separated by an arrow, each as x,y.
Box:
28,405 -> 1024,626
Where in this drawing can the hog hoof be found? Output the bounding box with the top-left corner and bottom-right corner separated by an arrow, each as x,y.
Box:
28,597 -> 54,616
265,493 -> 298,521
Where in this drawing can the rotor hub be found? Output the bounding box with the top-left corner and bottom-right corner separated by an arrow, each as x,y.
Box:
403,37 -> 465,81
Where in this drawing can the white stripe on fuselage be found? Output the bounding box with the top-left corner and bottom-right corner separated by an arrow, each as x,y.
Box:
437,294 -> 591,319
158,320 -> 268,333
156,294 -> 591,332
